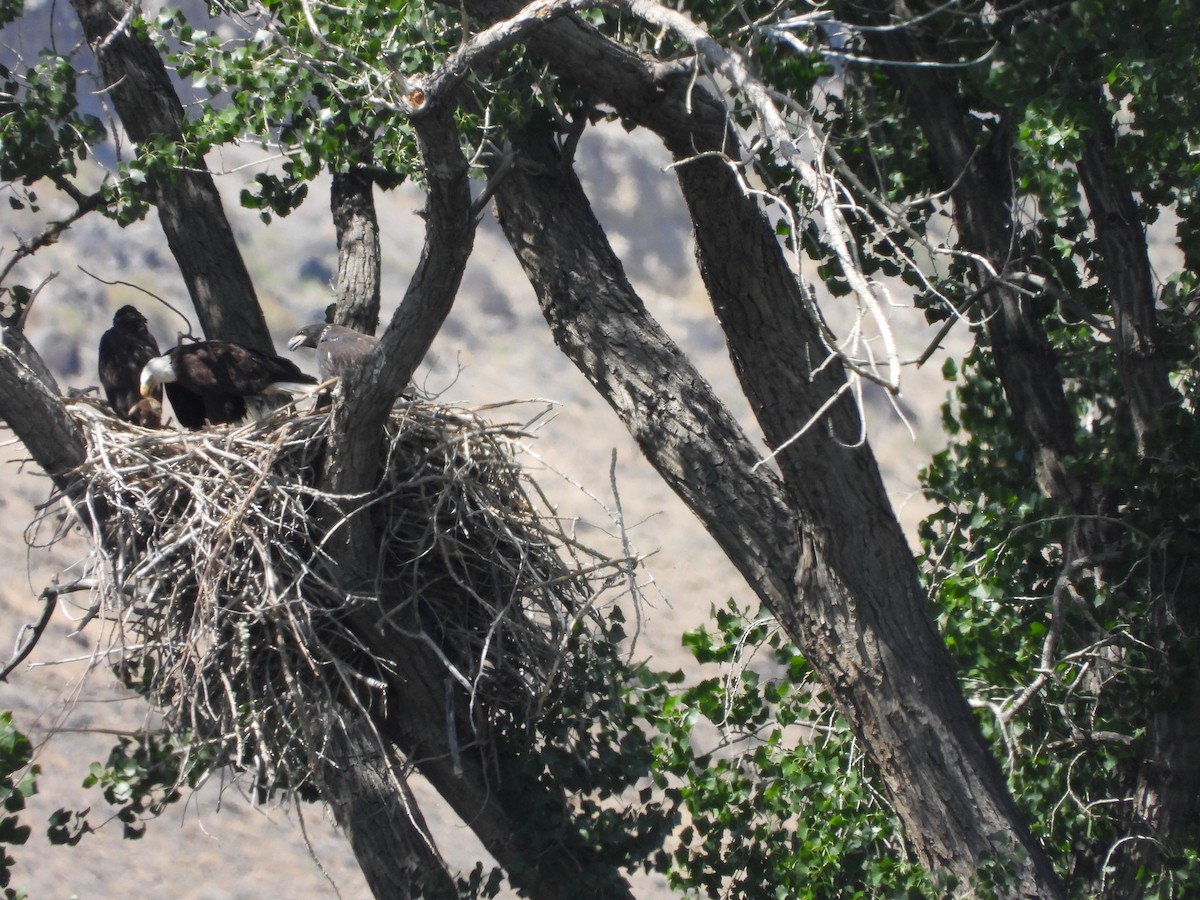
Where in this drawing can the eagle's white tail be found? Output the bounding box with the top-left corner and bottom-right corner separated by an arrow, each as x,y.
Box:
263,381 -> 321,396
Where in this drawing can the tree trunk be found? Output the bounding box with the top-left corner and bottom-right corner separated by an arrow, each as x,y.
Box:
0,346 -> 85,485
855,10 -> 1088,512
1076,104 -> 1200,898
322,138 -> 471,900
1076,108 -> 1175,449
348,608 -> 636,900
488,122 -> 1063,897
69,0 -> 275,352
331,166 -> 383,335
853,8 -> 1200,893
492,133 -> 801,600
327,103 -> 474,500
319,102 -> 635,900
320,721 -> 457,900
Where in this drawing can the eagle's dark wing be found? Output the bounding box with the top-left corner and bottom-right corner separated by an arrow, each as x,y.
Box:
170,342 -> 314,393
160,342 -> 316,427
99,306 -> 162,427
163,383 -> 212,429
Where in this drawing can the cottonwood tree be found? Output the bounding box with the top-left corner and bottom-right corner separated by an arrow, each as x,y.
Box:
1,0 -> 1197,897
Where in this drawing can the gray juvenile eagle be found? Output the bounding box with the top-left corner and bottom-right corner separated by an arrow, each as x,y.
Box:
98,305 -> 163,428
287,323 -> 378,380
140,341 -> 318,429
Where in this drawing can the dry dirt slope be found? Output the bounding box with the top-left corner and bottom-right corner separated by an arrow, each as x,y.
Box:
0,123 -> 950,898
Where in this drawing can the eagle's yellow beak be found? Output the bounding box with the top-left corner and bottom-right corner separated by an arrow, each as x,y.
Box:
140,356 -> 173,397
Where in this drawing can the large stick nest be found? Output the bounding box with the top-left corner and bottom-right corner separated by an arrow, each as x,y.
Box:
64,398 -> 630,795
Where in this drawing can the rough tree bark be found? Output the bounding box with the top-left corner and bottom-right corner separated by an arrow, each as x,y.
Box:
493,132 -> 801,602
1075,96 -> 1200,900
326,102 -> 473,499
308,130 -> 462,900
330,166 -> 383,335
451,4 -> 1063,891
1075,103 -> 1175,446
322,97 -> 637,900
69,0 -> 275,351
59,2 -> 637,895
849,6 -> 1198,894
487,117 -> 1062,896
30,0 -> 1186,894
320,721 -> 458,900
0,347 -> 86,484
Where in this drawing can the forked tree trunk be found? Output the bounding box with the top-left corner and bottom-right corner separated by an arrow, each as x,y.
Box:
64,3 -> 637,896
450,3 -> 1067,889
488,124 -> 1064,897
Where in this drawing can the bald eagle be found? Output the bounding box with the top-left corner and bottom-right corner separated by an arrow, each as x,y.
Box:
99,305 -> 162,428
288,323 -> 378,380
140,341 -> 319,429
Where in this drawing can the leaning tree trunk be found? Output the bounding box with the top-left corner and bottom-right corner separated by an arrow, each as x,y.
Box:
322,134 -> 460,900
319,721 -> 458,900
452,1 -> 1066,888
489,118 -> 1064,897
70,0 -> 274,351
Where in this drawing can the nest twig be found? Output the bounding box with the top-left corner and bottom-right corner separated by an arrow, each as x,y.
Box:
62,397 -> 634,798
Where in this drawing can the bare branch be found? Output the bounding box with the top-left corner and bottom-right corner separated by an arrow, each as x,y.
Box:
0,580 -> 91,682
615,0 -> 901,390
0,191 -> 105,288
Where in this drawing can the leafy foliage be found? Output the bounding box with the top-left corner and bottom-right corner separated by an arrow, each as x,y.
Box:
79,731 -> 194,840
0,711 -> 36,900
651,0 -> 1200,895
491,606 -> 682,887
0,48 -> 105,193
644,604 -> 932,899
918,333 -> 1200,896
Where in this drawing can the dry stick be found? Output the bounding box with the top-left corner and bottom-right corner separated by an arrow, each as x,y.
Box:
0,580 -> 88,682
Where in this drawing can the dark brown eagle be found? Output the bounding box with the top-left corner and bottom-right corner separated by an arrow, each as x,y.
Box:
287,323 -> 378,380
140,341 -> 319,429
98,305 -> 163,428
